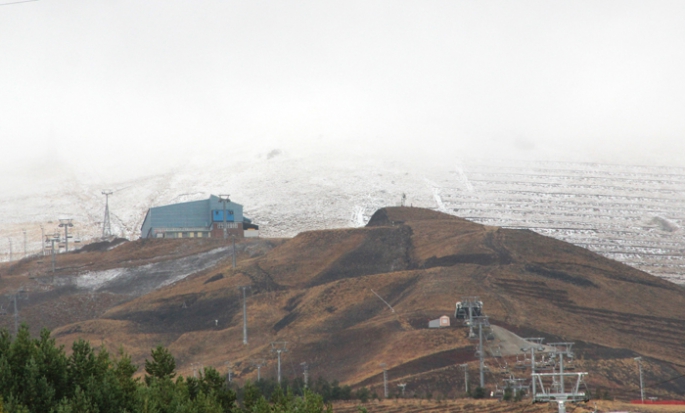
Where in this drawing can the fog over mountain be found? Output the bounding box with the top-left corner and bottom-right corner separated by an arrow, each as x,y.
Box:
1,2 -> 684,280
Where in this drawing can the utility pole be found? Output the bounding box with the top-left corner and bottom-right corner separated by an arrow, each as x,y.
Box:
271,342 -> 287,384
239,286 -> 251,345
634,357 -> 644,403
397,383 -> 407,397
301,362 -> 309,388
219,194 -> 230,240
380,363 -> 388,398
102,190 -> 113,238
22,229 -> 26,258
58,219 -> 74,252
460,363 -> 469,394
8,238 -> 12,262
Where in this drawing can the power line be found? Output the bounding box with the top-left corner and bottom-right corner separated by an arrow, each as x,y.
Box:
0,0 -> 39,6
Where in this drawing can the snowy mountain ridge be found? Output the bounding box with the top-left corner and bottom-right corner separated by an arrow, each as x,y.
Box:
1,150 -> 684,284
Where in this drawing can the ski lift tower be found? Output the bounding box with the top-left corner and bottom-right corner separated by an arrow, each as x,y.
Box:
532,342 -> 588,413
521,337 -> 546,400
455,296 -> 483,338
472,315 -> 490,388
271,341 -> 288,384
4,288 -> 29,335
252,359 -> 265,381
58,219 -> 74,252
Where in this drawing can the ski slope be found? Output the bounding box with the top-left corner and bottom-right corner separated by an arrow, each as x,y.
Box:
1,150 -> 683,284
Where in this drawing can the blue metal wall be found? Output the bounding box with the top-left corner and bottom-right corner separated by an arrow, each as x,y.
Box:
212,209 -> 235,222
140,195 -> 246,238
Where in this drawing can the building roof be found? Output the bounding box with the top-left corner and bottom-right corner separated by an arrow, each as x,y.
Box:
140,195 -> 246,237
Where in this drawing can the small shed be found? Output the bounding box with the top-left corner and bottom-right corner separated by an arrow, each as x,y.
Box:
429,315 -> 451,328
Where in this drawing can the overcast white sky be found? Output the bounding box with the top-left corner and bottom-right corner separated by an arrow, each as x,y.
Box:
1,1 -> 684,182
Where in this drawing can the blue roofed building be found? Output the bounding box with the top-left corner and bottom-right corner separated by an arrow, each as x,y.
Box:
140,195 -> 259,239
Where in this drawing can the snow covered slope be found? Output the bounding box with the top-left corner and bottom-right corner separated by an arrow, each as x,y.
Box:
1,149 -> 683,283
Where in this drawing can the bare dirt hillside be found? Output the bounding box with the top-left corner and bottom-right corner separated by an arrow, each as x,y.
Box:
2,207 -> 685,402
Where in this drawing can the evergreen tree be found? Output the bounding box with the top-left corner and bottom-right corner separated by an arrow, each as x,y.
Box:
144,346 -> 176,385
242,380 -> 262,411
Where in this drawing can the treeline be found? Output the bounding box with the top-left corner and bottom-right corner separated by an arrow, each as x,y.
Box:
0,325 -> 336,413
240,377 -> 376,404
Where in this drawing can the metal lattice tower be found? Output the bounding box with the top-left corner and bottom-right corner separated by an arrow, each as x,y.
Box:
634,357 -> 644,402
271,342 -> 288,383
102,190 -> 113,238
380,363 -> 388,398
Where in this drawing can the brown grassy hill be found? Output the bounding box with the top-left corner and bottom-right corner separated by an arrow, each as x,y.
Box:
3,207 -> 685,401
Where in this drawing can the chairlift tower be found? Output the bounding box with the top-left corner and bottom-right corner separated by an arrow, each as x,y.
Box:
271,341 -> 288,383
239,286 -> 251,345
455,296 -> 483,338
472,316 -> 489,388
459,363 -> 469,394
532,342 -> 587,413
102,190 -> 113,238
549,342 -> 574,393
522,337 -> 546,400
48,233 -> 60,273
218,194 -> 231,240
6,288 -> 29,335
58,219 -> 74,252
252,359 -> 265,381
301,362 -> 309,388
225,361 -> 233,383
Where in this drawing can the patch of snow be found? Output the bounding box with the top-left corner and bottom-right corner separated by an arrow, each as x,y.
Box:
76,269 -> 125,290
